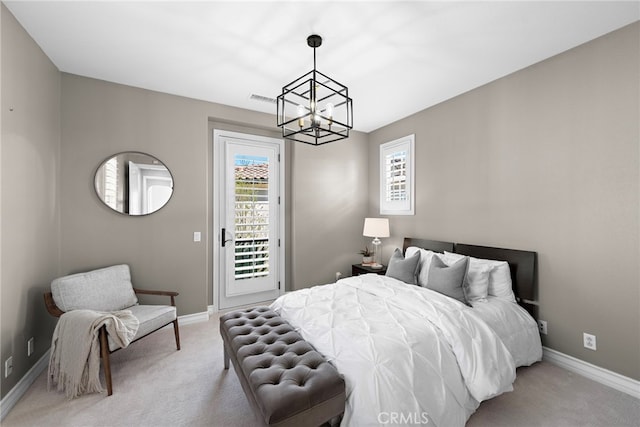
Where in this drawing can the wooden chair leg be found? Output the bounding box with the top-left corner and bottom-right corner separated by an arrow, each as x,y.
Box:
98,326 -> 113,396
173,319 -> 181,350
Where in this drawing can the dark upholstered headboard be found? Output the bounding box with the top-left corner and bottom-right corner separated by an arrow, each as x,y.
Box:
402,237 -> 538,319
455,243 -> 538,319
402,238 -> 454,254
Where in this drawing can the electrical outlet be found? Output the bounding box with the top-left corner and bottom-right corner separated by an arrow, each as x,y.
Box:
583,333 -> 597,351
28,337 -> 35,357
4,356 -> 13,378
538,320 -> 548,335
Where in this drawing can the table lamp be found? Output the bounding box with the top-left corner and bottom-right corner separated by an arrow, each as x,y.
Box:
363,218 -> 390,269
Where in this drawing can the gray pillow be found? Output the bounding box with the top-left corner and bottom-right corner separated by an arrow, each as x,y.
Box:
426,255 -> 469,305
385,248 -> 420,284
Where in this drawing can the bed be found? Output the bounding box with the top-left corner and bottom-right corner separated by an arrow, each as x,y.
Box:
269,237 -> 542,427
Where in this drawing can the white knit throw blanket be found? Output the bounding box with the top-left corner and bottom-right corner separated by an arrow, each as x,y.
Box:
48,309 -> 139,399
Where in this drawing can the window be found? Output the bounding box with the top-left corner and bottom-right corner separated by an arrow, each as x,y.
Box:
234,155 -> 270,280
380,134 -> 415,215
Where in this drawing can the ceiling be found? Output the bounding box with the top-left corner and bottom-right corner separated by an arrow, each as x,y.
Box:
5,1 -> 638,133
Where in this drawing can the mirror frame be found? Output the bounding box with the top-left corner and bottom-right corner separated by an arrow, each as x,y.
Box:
94,151 -> 174,216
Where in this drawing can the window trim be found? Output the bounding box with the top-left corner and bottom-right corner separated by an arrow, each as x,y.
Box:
380,134 -> 415,216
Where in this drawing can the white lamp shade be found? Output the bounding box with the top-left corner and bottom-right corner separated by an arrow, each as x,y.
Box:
363,218 -> 390,238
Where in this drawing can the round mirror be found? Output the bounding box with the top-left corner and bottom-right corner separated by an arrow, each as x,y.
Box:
94,152 -> 174,216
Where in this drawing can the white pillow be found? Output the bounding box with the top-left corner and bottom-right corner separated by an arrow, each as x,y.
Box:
405,246 -> 438,288
464,264 -> 492,302
443,251 -> 516,303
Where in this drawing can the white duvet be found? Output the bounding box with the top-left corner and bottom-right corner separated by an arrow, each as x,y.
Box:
270,274 -> 533,427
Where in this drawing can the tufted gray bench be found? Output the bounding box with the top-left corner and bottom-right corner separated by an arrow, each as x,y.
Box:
220,306 -> 345,427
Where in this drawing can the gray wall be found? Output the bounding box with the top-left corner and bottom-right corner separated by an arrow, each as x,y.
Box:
290,134 -> 370,288
368,22 -> 639,380
1,4 -> 61,398
60,74 -> 369,313
61,75 -> 212,315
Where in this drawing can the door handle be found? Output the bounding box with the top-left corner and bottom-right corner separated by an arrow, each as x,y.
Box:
221,228 -> 233,247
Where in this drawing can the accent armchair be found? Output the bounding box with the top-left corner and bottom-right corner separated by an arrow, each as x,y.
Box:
44,264 -> 180,395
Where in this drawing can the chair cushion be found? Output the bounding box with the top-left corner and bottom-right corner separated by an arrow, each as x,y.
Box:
51,265 -> 138,312
108,305 -> 176,351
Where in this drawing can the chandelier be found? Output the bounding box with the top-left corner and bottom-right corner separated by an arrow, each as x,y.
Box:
277,35 -> 353,146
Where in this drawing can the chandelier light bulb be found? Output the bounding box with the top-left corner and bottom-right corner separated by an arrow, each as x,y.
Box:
297,104 -> 305,128
325,103 -> 334,125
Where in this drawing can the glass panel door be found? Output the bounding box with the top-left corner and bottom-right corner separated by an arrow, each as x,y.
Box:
215,130 -> 284,309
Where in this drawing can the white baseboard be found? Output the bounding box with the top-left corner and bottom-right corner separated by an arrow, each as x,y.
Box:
177,311 -> 209,325
0,349 -> 50,422
543,346 -> 640,399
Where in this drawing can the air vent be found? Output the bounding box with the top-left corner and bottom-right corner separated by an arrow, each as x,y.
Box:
250,94 -> 277,104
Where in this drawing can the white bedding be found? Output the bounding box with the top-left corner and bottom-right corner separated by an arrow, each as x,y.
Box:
270,274 -> 541,427
470,297 -> 542,367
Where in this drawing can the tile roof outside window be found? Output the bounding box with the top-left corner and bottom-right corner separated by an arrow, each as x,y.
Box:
235,163 -> 268,181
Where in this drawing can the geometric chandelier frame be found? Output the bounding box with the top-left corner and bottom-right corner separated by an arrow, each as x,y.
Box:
277,35 -> 353,146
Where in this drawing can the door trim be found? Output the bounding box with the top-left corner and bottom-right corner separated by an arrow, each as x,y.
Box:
212,129 -> 285,310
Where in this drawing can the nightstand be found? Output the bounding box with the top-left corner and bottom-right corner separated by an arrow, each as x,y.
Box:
352,264 -> 387,276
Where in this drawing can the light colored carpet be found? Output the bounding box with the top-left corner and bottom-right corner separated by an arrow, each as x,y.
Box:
3,313 -> 639,427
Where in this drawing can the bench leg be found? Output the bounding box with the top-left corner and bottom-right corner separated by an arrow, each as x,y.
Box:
98,326 -> 113,396
223,344 -> 229,370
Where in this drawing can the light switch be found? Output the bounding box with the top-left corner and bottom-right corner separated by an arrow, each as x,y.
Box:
193,232 -> 201,242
